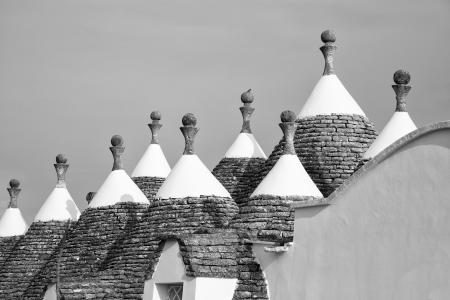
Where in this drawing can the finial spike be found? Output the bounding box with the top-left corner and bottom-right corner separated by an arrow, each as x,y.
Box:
279,110 -> 297,155
320,30 -> 337,75
54,154 -> 69,188
149,111 -> 163,144
86,192 -> 96,204
240,89 -> 255,133
180,113 -> 199,155
392,69 -> 411,112
7,179 -> 21,208
110,135 -> 125,170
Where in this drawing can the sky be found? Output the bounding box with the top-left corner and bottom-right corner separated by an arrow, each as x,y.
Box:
0,0 -> 449,223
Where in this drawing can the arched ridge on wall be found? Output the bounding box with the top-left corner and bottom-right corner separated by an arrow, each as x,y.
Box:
293,120 -> 450,208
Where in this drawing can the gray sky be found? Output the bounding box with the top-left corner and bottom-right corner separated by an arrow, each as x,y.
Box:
1,0 -> 449,223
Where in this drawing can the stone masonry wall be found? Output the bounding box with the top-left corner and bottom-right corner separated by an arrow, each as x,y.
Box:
233,234 -> 269,300
232,195 -> 294,243
0,235 -> 23,267
133,176 -> 166,200
213,158 -> 266,206
259,114 -> 377,197
148,196 -> 239,235
23,202 -> 148,299
0,221 -> 72,299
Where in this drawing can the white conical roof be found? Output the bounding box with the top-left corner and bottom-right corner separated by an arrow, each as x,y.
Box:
34,186 -> 81,222
0,208 -> 28,237
251,154 -> 323,198
89,169 -> 149,208
131,144 -> 171,178
363,112 -> 417,159
157,154 -> 231,199
298,74 -> 366,118
224,133 -> 267,159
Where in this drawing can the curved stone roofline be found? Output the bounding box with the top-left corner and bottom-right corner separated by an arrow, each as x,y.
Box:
292,120 -> 450,209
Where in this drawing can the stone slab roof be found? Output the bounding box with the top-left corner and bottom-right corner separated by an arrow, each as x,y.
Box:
212,157 -> 265,206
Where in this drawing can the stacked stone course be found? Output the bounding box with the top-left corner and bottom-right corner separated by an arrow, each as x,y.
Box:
259,114 -> 377,197
0,235 -> 22,266
233,235 -> 269,300
232,195 -> 295,243
0,221 -> 73,299
148,196 -> 238,234
213,158 -> 266,206
133,176 -> 166,200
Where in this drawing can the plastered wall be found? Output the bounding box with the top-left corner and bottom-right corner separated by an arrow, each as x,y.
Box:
254,126 -> 450,300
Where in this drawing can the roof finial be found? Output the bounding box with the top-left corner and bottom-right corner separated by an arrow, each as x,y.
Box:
86,192 -> 96,204
279,110 -> 298,155
149,111 -> 162,144
320,30 -> 337,75
7,179 -> 21,208
180,113 -> 199,155
110,135 -> 125,171
240,89 -> 255,133
54,154 -> 69,188
392,69 -> 411,112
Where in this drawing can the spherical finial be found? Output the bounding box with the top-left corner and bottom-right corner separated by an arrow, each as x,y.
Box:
321,30 -> 336,43
241,89 -> 254,104
280,110 -> 297,123
150,111 -> 161,121
56,154 -> 67,164
393,69 -> 410,85
9,179 -> 20,189
182,113 -> 197,126
111,135 -> 124,147
86,192 -> 96,203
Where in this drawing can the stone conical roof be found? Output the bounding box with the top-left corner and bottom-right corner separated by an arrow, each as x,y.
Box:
258,30 -> 377,197
213,89 -> 267,206
363,70 -> 417,159
252,112 -> 322,198
298,74 -> 366,118
34,154 -> 80,222
251,154 -> 322,198
89,135 -> 149,208
131,111 -> 171,178
0,179 -> 27,237
0,155 -> 77,299
157,114 -> 231,199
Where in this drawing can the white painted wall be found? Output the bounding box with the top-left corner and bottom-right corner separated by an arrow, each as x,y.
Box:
142,240 -> 237,300
42,284 -> 56,300
194,278 -> 237,300
253,128 -> 450,300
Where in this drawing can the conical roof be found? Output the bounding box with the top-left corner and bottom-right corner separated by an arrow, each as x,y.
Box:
251,111 -> 323,198
0,179 -> 27,237
89,135 -> 149,208
223,89 -> 266,159
224,133 -> 266,158
157,113 -> 231,199
298,30 -> 365,118
131,111 -> 171,178
258,30 -> 377,197
298,74 -> 365,118
363,70 -> 417,159
157,154 -> 230,199
34,155 -> 80,222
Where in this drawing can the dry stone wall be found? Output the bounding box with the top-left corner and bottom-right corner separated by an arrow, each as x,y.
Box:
0,221 -> 72,299
0,235 -> 23,266
23,202 -> 148,299
148,196 -> 239,234
232,195 -> 295,243
132,176 -> 166,200
233,234 -> 269,300
259,114 -> 377,197
213,158 -> 266,206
